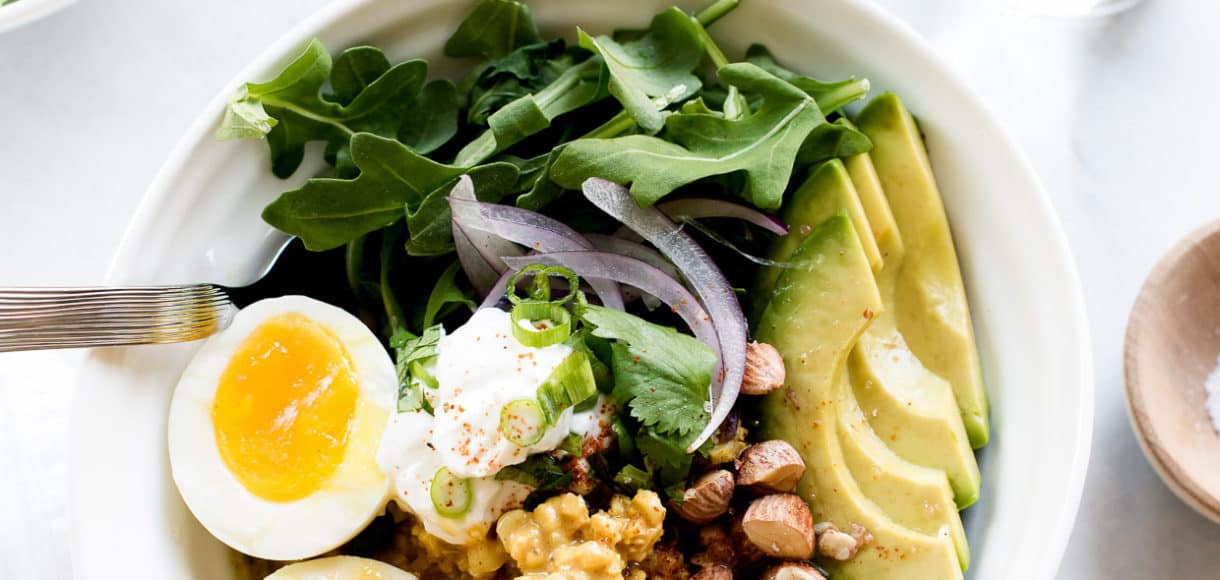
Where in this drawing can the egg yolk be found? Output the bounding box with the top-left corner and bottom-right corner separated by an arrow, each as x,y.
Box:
212,312 -> 359,502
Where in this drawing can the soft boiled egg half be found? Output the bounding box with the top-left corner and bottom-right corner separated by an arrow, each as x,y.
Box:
168,296 -> 396,560
265,556 -> 417,579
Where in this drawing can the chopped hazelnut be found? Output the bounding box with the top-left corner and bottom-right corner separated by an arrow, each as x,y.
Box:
760,562 -> 827,580
673,470 -> 735,524
729,513 -> 768,567
741,494 -> 815,559
691,563 -> 733,580
742,341 -> 786,395
735,440 -> 806,492
814,521 -> 871,561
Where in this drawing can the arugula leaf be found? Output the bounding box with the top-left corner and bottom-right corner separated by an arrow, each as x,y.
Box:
580,305 -> 714,437
746,44 -> 871,114
514,146 -> 566,210
454,58 -> 608,167
218,40 -> 431,178
444,0 -> 543,60
466,39 -> 579,126
422,261 -> 476,327
262,133 -> 518,251
551,62 -> 828,209
399,80 -> 460,155
576,7 -> 704,134
329,46 -> 392,105
796,117 -> 873,166
404,161 -> 521,256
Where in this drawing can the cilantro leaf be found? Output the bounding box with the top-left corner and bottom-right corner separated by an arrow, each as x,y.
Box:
580,305 -> 714,437
443,0 -> 543,61
636,429 -> 695,502
550,62 -> 829,209
576,7 -> 705,134
494,454 -> 572,490
261,133 -> 518,251
394,324 -> 443,413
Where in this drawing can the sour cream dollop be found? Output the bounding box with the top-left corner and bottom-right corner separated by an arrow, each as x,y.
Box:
375,308 -> 578,544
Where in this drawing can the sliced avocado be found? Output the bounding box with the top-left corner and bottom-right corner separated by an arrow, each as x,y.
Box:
856,93 -> 990,447
849,323 -> 981,508
841,144 -> 982,507
840,118 -> 904,262
757,214 -> 961,580
835,365 -> 971,570
755,159 -> 880,313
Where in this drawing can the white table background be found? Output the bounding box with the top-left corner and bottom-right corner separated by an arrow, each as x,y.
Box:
2,0 -> 1218,577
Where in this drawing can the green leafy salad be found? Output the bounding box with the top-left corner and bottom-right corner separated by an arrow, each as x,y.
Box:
216,0 -> 991,578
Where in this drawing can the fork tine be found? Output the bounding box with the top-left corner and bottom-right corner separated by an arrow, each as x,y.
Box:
0,284 -> 235,352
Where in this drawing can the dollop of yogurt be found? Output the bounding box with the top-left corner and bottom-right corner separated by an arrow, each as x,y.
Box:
376,308 -> 578,544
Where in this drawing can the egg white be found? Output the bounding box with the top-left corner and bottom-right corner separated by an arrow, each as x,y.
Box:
168,296 -> 395,561
265,556 -> 417,579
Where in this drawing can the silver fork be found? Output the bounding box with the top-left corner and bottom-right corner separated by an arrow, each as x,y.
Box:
0,285 -> 236,352
0,238 -> 359,353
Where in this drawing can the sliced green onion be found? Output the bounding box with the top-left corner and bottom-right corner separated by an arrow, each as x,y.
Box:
410,360 -> 439,389
506,264 -> 580,305
558,432 -> 584,456
510,301 -> 572,347
500,399 -> 547,447
430,467 -> 472,518
536,350 -> 598,425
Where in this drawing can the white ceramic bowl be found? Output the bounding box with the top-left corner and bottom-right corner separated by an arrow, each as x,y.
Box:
0,0 -> 76,35
67,0 -> 1093,578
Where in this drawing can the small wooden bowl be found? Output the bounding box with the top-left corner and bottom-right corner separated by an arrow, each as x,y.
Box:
1125,219 -> 1220,523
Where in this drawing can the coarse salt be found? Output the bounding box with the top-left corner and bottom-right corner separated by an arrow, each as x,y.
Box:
1204,355 -> 1220,435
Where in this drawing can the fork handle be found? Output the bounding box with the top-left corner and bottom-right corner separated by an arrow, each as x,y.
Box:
0,285 -> 235,352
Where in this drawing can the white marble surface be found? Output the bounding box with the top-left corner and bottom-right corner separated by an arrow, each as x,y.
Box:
1,0 -> 1218,578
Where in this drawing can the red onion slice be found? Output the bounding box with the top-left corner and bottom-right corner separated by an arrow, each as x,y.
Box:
581,178 -> 747,452
658,198 -> 789,236
502,252 -> 717,354
449,195 -> 624,310
585,234 -> 679,309
449,176 -> 523,295
584,234 -> 681,281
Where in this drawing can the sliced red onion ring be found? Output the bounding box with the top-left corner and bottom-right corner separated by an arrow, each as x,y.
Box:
657,198 -> 788,236
582,178 -> 747,452
502,252 -> 717,354
585,234 -> 679,309
449,176 -> 523,295
479,270 -> 512,309
449,195 -> 624,310
584,234 -> 681,281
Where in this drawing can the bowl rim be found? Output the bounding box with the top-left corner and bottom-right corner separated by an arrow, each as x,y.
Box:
0,0 -> 76,35
67,0 -> 1095,577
